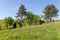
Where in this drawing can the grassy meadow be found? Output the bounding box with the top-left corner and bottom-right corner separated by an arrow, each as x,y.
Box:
0,21 -> 60,40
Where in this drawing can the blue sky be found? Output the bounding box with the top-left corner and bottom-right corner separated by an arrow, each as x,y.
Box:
0,0 -> 60,19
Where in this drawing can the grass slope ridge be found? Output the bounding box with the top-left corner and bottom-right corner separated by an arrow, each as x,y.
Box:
0,21 -> 60,40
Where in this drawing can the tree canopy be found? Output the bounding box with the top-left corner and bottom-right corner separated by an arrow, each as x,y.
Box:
16,4 -> 26,20
43,4 -> 58,22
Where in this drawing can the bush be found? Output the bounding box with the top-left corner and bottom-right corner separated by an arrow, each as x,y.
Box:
13,22 -> 17,28
40,20 -> 45,24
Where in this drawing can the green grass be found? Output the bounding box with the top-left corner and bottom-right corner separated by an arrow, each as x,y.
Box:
0,21 -> 60,40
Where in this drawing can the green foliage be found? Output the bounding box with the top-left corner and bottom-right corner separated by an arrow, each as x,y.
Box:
0,21 -> 60,40
16,4 -> 27,27
39,20 -> 45,24
16,4 -> 26,20
7,17 -> 14,26
25,11 -> 42,25
43,4 -> 58,22
15,5 -> 45,27
25,11 -> 34,25
4,17 -> 14,29
13,22 -> 17,28
23,18 -> 29,26
32,15 -> 40,25
5,17 -> 9,29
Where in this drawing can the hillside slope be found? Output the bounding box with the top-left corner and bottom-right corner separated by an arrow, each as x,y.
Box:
0,21 -> 60,40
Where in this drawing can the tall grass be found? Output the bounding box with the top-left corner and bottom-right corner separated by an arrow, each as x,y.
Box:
0,21 -> 60,40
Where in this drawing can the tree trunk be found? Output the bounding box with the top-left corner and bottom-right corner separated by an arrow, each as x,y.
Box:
49,15 -> 52,22
50,17 -> 52,22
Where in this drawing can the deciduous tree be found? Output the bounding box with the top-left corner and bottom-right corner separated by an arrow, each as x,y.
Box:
43,4 -> 58,22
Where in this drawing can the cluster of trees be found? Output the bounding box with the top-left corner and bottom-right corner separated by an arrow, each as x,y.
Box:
0,4 -> 59,30
16,5 -> 45,26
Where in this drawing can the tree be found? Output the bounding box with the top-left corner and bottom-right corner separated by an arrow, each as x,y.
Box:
16,4 -> 26,27
16,4 -> 26,20
26,11 -> 34,25
5,17 -> 14,29
13,22 -> 16,28
32,15 -> 40,25
25,11 -> 41,25
7,17 -> 14,26
43,4 -> 58,22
